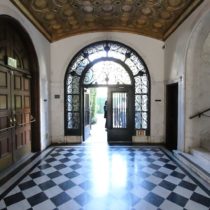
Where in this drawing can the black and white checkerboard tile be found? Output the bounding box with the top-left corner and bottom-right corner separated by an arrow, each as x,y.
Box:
0,147 -> 209,210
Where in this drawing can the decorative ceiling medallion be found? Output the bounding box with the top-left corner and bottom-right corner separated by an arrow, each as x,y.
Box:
166,0 -> 185,11
53,0 -> 68,7
160,11 -> 171,19
10,0 -> 204,42
32,0 -> 48,11
141,7 -> 152,16
168,0 -> 182,7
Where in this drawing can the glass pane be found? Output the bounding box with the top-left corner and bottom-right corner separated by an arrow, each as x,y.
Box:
112,92 -> 127,128
135,111 -> 148,129
71,55 -> 90,75
135,95 -> 148,111
67,112 -> 80,129
83,61 -> 131,85
142,112 -> 148,129
67,76 -> 79,94
135,112 -> 141,129
135,76 -> 148,94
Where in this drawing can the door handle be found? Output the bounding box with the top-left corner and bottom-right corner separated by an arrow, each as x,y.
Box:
9,117 -> 13,126
0,125 -> 15,132
16,115 -> 36,127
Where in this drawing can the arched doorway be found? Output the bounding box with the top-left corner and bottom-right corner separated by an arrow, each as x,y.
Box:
64,41 -> 150,143
0,16 -> 40,171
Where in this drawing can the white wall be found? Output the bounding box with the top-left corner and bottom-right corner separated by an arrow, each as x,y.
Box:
0,1 -> 51,150
50,32 -> 164,144
165,0 -> 210,152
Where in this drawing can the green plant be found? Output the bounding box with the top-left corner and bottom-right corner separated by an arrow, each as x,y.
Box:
90,88 -> 97,124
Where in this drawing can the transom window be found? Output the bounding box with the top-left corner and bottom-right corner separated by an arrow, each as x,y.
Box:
64,41 -> 150,135
84,61 -> 131,85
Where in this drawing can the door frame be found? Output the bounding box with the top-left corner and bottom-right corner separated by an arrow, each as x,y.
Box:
81,85 -> 135,143
165,82 -> 178,150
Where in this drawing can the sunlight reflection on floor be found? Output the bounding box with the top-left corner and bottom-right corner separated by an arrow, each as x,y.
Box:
84,114 -> 108,146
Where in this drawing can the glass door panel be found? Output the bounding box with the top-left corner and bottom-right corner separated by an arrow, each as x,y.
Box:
112,92 -> 127,128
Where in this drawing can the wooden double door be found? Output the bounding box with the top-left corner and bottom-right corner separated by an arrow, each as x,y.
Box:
0,65 -> 33,171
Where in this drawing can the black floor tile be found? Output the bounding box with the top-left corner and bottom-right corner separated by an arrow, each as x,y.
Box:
65,171 -> 80,178
19,180 -> 36,190
30,171 -> 45,179
153,171 -> 167,179
39,180 -> 56,191
59,180 -> 76,191
190,192 -> 210,207
50,192 -> 71,206
47,171 -> 62,179
179,180 -> 197,191
60,158 -> 70,163
27,192 -> 48,207
148,163 -> 161,170
54,164 -> 66,170
140,180 -> 156,190
167,192 -> 188,207
170,171 -> 185,179
164,164 -> 177,170
74,192 -> 92,206
159,180 -> 176,191
4,192 -> 25,206
144,192 -> 164,207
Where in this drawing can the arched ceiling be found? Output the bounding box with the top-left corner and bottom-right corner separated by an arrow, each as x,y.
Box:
10,0 -> 204,42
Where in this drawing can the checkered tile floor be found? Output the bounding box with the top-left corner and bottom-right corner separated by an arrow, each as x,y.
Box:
0,147 -> 209,210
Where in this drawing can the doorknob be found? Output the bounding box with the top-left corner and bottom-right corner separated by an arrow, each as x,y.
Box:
9,117 -> 13,126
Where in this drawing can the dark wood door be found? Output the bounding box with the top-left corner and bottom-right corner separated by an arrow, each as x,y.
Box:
13,71 -> 32,161
0,66 -> 32,171
84,91 -> 90,141
166,83 -> 178,150
107,86 -> 134,144
0,66 -> 14,171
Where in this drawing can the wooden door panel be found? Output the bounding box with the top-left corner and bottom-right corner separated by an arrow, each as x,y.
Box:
0,67 -> 13,171
0,95 -> 7,109
0,132 -> 13,171
24,78 -> 29,91
14,75 -> 22,90
0,71 -> 7,88
13,72 -> 31,162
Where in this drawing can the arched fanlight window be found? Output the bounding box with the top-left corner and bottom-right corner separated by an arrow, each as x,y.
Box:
64,41 -> 150,135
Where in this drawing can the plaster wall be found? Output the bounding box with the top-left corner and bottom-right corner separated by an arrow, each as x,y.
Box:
50,32 -> 164,144
165,0 -> 210,152
0,1 -> 51,150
